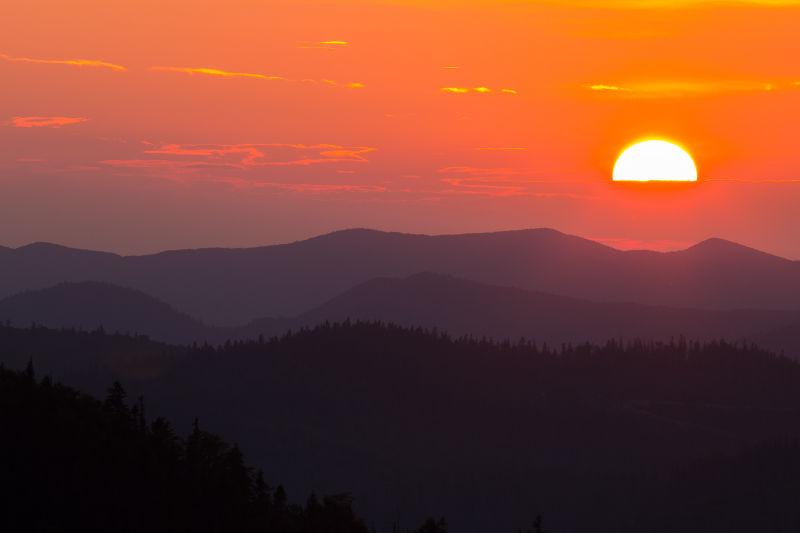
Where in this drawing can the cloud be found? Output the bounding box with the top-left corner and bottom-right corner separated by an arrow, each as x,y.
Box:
100,143 -> 377,183
441,86 -> 519,95
584,80 -> 793,98
6,116 -> 89,128
442,87 -> 471,94
151,67 -> 364,89
585,84 -> 634,93
437,166 -> 589,198
1,52 -> 126,71
151,66 -> 284,80
141,143 -> 375,166
315,79 -> 366,89
299,40 -> 351,50
225,181 -> 387,194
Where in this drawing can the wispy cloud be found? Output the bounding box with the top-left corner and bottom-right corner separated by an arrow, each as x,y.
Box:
1,52 -> 126,72
442,86 -> 519,95
220,180 -> 387,194
314,79 -> 366,89
6,116 -> 89,128
151,66 -> 284,80
100,143 -> 377,184
437,166 -> 589,198
477,147 -> 528,152
298,40 -> 351,50
152,66 -> 364,89
584,80 -> 794,98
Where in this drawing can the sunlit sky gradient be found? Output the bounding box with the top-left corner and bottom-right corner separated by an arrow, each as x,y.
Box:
2,0 -> 799,256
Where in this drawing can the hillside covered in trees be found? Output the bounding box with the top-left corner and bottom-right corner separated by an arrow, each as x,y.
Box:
0,362 -> 464,533
3,322 -> 800,532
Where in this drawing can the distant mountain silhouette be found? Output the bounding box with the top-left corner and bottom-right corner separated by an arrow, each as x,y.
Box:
1,229 -> 799,325
2,275 -> 798,360
0,282 -> 290,346
0,282 -> 212,345
300,272 -> 800,353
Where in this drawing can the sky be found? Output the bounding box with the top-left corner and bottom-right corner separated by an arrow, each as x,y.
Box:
1,0 -> 799,257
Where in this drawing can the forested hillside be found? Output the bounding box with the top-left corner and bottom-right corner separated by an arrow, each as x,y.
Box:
3,322 -> 800,532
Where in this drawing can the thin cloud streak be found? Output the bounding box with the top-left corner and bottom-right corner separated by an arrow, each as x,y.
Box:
1,52 -> 126,71
6,116 -> 89,128
441,87 -> 518,95
152,67 -> 364,89
151,66 -> 284,80
584,80 -> 794,97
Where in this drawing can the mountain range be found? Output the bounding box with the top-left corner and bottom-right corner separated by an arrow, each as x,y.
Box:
2,228 -> 799,326
2,274 -> 798,358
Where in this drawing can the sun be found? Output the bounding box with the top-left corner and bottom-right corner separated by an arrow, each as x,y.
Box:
613,140 -> 698,183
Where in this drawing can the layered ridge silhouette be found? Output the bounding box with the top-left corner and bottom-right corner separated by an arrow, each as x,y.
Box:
2,276 -> 798,358
1,229 -> 799,325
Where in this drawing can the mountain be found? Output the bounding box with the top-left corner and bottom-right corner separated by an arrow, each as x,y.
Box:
1,229 -> 800,325
4,321 -> 800,533
0,362 -> 372,533
0,282 -> 291,346
300,272 -> 800,353
3,275 -> 799,357
0,282 -> 213,345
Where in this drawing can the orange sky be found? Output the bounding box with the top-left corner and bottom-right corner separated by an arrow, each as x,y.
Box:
2,0 -> 799,256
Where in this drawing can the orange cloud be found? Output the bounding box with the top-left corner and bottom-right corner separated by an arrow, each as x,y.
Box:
151,67 -> 364,90
315,79 -> 366,89
299,40 -> 351,50
437,166 -> 588,198
441,86 -> 518,95
584,80 -> 793,97
442,87 -> 472,94
0,52 -> 126,71
240,182 -> 387,194
100,143 -> 377,183
7,116 -> 89,128
151,66 -> 284,80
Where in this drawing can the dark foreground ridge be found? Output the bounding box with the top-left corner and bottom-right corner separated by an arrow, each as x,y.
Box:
0,362 -> 482,533
2,322 -> 800,532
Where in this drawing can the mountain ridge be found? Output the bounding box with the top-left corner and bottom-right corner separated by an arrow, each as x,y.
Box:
4,228 -> 770,259
2,228 -> 799,324
3,275 -> 799,358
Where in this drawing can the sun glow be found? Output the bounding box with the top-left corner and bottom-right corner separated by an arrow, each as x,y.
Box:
613,140 -> 698,182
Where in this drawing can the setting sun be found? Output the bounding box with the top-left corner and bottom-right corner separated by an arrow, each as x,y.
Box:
613,140 -> 698,183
